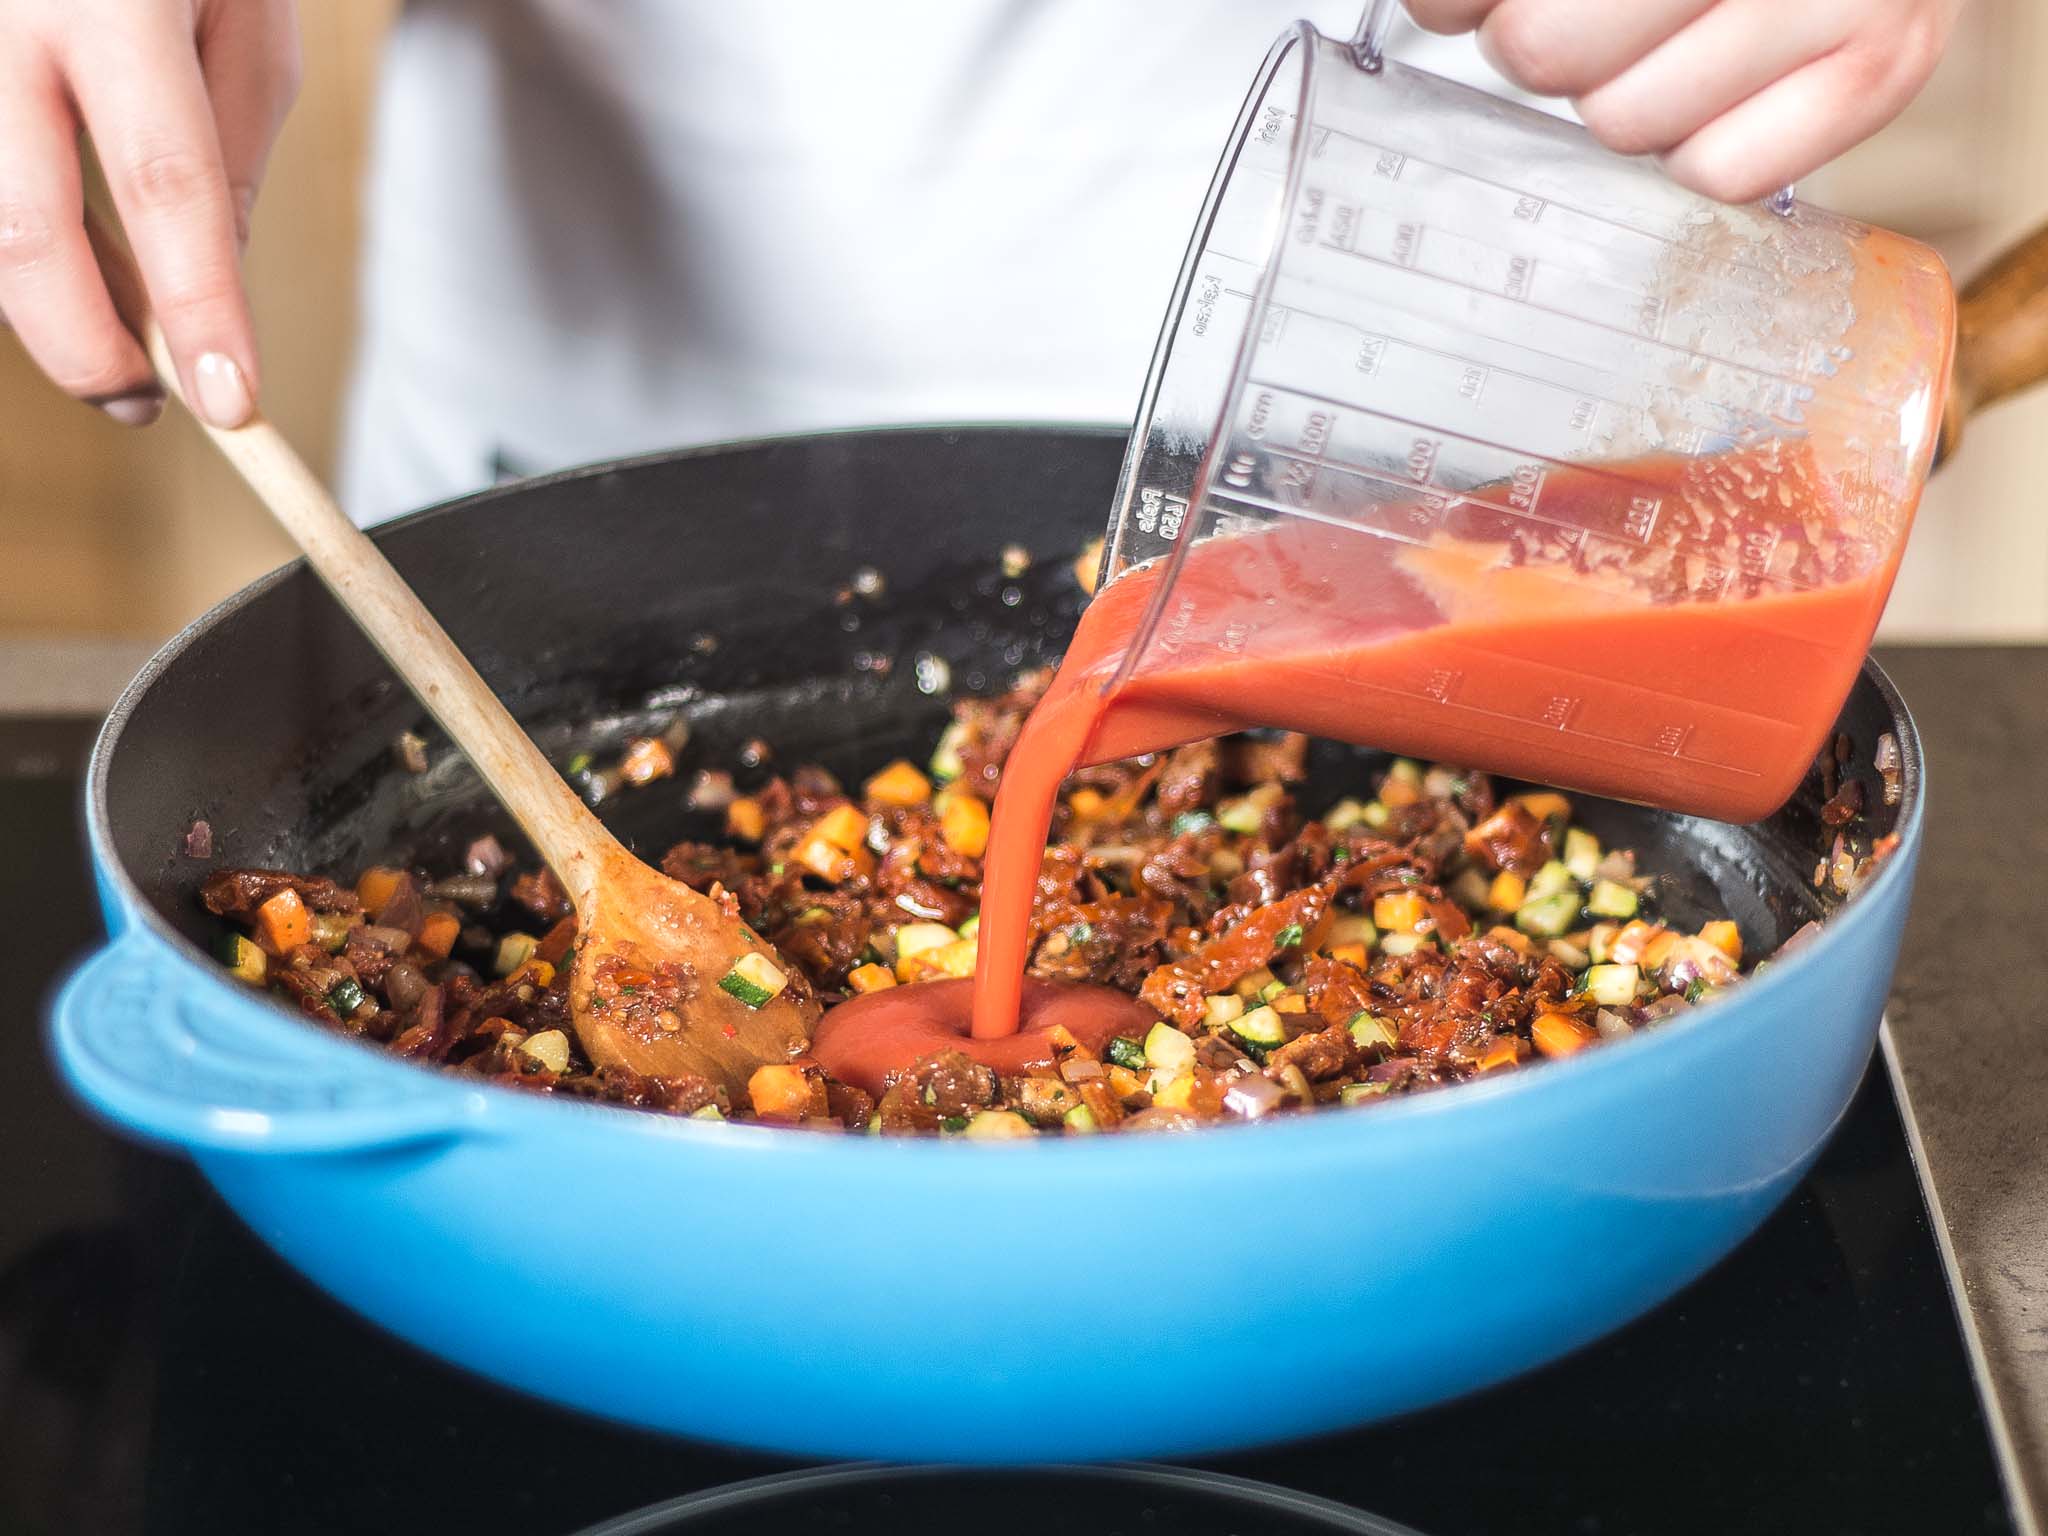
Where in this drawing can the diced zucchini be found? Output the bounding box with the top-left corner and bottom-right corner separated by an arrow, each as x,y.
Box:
216,932 -> 268,985
1143,1022 -> 1197,1075
1347,1012 -> 1398,1051
956,913 -> 981,940
1323,798 -> 1368,831
1526,860 -> 1578,901
1258,978 -> 1288,1003
1449,867 -> 1492,910
928,721 -> 968,782
1587,922 -> 1619,965
892,921 -> 960,979
1581,963 -> 1641,1006
1232,1004 -> 1287,1049
1587,880 -> 1639,919
690,1103 -> 725,1120
1340,1082 -> 1391,1106
1171,810 -> 1215,837
1563,827 -> 1602,883
311,911 -> 356,954
1514,890 -> 1581,938
493,932 -> 538,978
1388,758 -> 1423,785
1105,1036 -> 1147,1071
1360,800 -> 1391,828
962,1110 -> 1034,1140
1216,797 -> 1263,836
1274,922 -> 1305,951
1232,966 -> 1278,1000
1324,913 -> 1379,950
718,951 -> 788,1009
326,976 -> 365,1017
1063,1104 -> 1100,1133
1202,993 -> 1246,1030
519,1029 -> 571,1073
1379,931 -> 1428,957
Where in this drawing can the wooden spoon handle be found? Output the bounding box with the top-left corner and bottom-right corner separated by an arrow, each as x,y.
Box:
86,211 -> 612,900
1940,217 -> 2048,462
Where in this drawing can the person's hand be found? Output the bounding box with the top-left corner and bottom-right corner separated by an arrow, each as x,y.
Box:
1404,0 -> 1967,204
0,0 -> 299,427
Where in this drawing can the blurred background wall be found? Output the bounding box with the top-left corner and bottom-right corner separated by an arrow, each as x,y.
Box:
1,0 -> 2042,674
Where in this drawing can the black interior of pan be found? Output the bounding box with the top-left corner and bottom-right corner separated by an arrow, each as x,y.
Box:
98,427 -> 1910,971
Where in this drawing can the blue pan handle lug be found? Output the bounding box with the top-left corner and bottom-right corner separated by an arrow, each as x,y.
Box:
48,934 -> 483,1156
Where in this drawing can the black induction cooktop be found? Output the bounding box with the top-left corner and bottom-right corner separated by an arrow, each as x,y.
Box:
2,716 -> 2023,1536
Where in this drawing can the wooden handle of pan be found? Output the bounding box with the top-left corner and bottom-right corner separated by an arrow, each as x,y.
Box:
1940,217 -> 2048,462
83,209 -> 615,895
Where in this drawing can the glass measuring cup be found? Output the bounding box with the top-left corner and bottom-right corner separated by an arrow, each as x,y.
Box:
1097,13 -> 1954,823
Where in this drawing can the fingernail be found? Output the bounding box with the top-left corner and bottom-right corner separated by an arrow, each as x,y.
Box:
193,351 -> 254,428
94,389 -> 165,427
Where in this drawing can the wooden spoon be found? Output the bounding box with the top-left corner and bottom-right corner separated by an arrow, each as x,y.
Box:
86,211 -> 817,1100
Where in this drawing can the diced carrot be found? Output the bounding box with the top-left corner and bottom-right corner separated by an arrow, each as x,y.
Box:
1532,1012 -> 1595,1059
812,803 -> 870,852
847,962 -> 896,994
726,797 -> 766,842
535,915 -> 578,967
1372,891 -> 1427,934
255,889 -> 311,956
1073,538 -> 1103,595
748,1064 -> 813,1122
1699,920 -> 1743,964
1512,792 -> 1573,824
1474,1039 -> 1523,1072
506,958 -> 557,990
1487,924 -> 1533,957
1488,870 -> 1527,911
1273,993 -> 1310,1015
1327,942 -> 1370,969
1067,788 -> 1106,820
863,759 -> 932,807
1641,931 -> 1681,970
1378,777 -> 1421,809
793,831 -> 875,883
354,867 -> 403,919
415,911 -> 461,961
1106,1064 -> 1149,1100
908,938 -> 978,981
618,737 -> 676,786
939,790 -> 991,858
1153,1073 -> 1197,1110
1042,1024 -> 1091,1060
1610,919 -> 1666,966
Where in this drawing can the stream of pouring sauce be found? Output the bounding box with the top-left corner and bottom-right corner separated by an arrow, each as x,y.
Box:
812,443 -> 1912,1095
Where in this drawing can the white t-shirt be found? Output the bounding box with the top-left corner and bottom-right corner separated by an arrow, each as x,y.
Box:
340,2 -> 1522,523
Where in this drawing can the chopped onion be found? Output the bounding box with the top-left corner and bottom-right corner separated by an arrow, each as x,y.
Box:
1224,1074 -> 1287,1119
687,769 -> 736,811
1059,1059 -> 1104,1083
359,925 -> 413,953
464,834 -> 512,878
384,962 -> 429,1011
1594,1008 -> 1634,1039
1874,733 -> 1902,806
182,819 -> 213,859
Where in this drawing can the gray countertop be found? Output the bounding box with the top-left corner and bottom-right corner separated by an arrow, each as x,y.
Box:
1872,646 -> 2047,1528
4,634 -> 2044,1523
